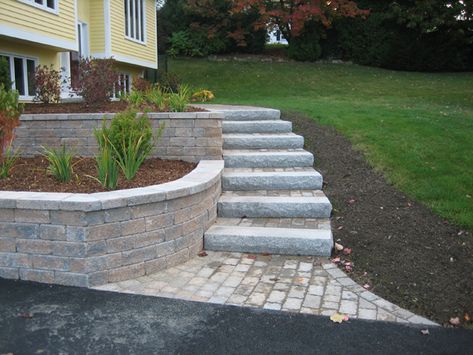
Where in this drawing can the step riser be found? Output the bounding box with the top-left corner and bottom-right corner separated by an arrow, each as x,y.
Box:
223,121 -> 292,134
217,201 -> 332,218
222,175 -> 323,191
221,110 -> 281,121
205,232 -> 332,257
223,136 -> 304,150
224,154 -> 314,168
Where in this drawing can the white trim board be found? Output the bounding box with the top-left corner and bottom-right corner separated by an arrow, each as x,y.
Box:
0,24 -> 78,52
112,53 -> 157,69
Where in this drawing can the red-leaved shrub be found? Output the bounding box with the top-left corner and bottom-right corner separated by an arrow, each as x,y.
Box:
34,65 -> 61,104
76,58 -> 117,105
0,86 -> 22,161
132,77 -> 152,92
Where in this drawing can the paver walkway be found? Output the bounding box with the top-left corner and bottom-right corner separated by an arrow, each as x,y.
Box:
94,251 -> 437,326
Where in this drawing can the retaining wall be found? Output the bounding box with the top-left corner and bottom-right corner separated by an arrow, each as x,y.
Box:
0,161 -> 224,287
14,112 -> 223,162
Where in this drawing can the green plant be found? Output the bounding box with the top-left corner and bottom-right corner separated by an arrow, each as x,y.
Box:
42,144 -> 74,182
126,90 -> 147,108
34,65 -> 61,104
0,142 -> 20,178
93,137 -> 119,190
167,84 -> 191,112
156,71 -> 181,93
0,58 -> 11,90
145,87 -> 167,111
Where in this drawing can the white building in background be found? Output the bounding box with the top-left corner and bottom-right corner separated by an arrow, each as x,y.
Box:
267,27 -> 288,45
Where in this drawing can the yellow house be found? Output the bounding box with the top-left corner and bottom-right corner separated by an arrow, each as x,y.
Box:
0,0 -> 158,100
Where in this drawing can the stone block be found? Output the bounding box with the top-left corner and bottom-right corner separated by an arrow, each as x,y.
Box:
0,209 -> 15,222
165,248 -> 189,268
0,238 -> 16,252
31,255 -> 69,271
0,222 -> 39,239
39,225 -> 66,241
107,235 -> 135,253
121,245 -> 157,266
50,211 -> 88,226
54,271 -> 89,287
17,239 -> 53,255
144,258 -> 166,274
52,241 -> 87,257
14,209 -> 50,223
19,268 -> 54,283
0,252 -> 32,268
0,267 -> 19,279
104,207 -> 132,223
88,271 -> 108,286
87,222 -> 121,241
156,240 -> 175,257
86,241 -> 107,256
163,224 -> 183,241
131,202 -> 167,218
134,230 -> 164,248
108,263 -> 145,283
66,226 -> 88,242
121,219 -> 146,236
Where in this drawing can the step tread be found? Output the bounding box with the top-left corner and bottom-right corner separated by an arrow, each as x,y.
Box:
220,189 -> 327,198
224,167 -> 317,173
222,120 -> 292,133
223,133 -> 301,138
206,225 -> 332,240
223,168 -> 321,177
223,149 -> 312,155
215,217 -> 331,230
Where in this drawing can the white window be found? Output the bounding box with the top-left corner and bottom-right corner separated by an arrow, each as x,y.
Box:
113,73 -> 132,98
124,0 -> 145,43
19,0 -> 58,12
0,53 -> 37,98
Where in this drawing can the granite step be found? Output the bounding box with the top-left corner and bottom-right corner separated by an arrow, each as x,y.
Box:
222,120 -> 292,134
194,105 -> 281,121
223,133 -> 304,149
204,224 -> 333,256
217,190 -> 332,218
223,149 -> 314,168
222,168 -> 323,191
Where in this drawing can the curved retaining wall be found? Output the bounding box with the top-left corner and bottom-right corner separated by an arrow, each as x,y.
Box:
0,160 -> 224,287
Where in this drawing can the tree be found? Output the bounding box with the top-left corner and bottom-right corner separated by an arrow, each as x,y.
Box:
231,0 -> 369,45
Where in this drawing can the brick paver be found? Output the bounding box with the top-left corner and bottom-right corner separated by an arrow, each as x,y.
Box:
93,251 -> 437,326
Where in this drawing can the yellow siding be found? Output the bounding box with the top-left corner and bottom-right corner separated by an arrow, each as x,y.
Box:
115,62 -> 144,80
0,36 -> 59,68
77,0 -> 90,24
88,0 -> 105,54
110,0 -> 157,68
0,0 -> 76,50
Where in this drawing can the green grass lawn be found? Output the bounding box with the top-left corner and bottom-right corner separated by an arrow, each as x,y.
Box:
171,58 -> 473,230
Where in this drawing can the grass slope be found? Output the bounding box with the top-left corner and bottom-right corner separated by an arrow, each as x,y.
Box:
172,58 -> 473,229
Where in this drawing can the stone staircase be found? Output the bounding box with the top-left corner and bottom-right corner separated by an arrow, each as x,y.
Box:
201,105 -> 333,256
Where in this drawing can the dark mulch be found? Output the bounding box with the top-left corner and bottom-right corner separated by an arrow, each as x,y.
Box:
0,157 -> 196,193
287,112 -> 473,327
23,102 -> 205,114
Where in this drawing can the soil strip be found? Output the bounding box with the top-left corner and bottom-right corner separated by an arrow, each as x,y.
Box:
287,111 -> 473,327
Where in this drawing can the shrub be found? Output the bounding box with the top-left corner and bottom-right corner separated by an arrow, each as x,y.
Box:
132,77 -> 152,92
191,89 -> 215,102
34,65 -> 61,104
76,58 -> 117,105
287,22 -> 322,62
0,142 -> 19,178
145,87 -> 167,111
168,85 -> 191,112
0,58 -> 11,90
0,85 -> 22,162
42,144 -> 74,182
157,70 -> 181,93
126,90 -> 147,108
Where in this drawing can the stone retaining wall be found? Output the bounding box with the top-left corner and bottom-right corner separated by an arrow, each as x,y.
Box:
14,112 -> 223,162
0,161 -> 224,287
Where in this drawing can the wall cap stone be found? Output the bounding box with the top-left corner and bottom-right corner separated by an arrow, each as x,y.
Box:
0,160 -> 224,211
20,112 -> 224,121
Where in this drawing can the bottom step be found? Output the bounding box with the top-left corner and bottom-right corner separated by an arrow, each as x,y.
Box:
204,224 -> 333,256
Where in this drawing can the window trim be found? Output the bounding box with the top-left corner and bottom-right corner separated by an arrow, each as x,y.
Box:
17,0 -> 59,15
124,0 -> 146,44
0,52 -> 39,100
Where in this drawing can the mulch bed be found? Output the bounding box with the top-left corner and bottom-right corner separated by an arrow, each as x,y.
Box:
0,157 -> 196,193
23,102 -> 205,114
287,112 -> 473,327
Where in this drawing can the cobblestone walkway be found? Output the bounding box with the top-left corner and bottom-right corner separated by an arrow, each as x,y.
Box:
94,251 -> 437,326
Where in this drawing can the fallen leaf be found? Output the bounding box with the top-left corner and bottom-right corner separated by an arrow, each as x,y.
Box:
343,247 -> 352,255
335,242 -> 344,251
344,264 -> 353,272
18,312 -> 33,319
348,199 -> 356,204
420,329 -> 430,335
269,277 -> 279,282
247,255 -> 257,260
464,313 -> 471,322
457,230 -> 464,236
198,251 -> 208,257
261,252 -> 271,256
466,194 -> 471,199
363,284 -> 370,289
330,313 -> 349,323
337,226 -> 344,230
331,257 -> 341,264
449,317 -> 461,326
